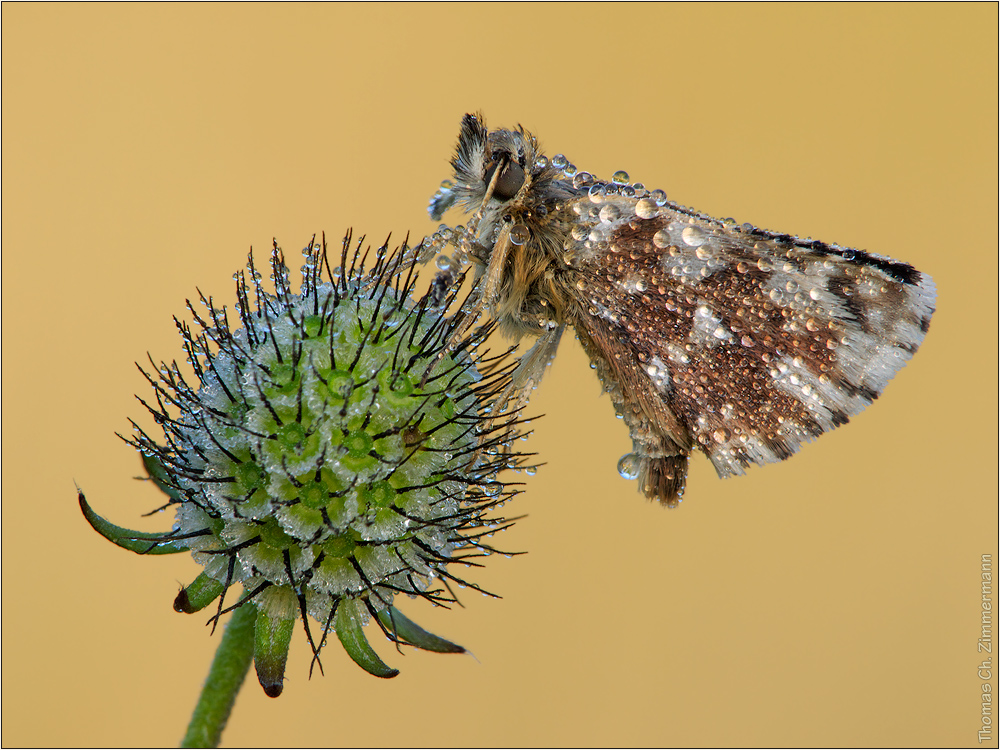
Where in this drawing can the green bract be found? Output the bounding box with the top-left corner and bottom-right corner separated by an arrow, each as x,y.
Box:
82,234 -> 532,697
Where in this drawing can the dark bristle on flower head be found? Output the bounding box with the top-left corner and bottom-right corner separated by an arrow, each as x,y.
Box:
80,232 -> 537,697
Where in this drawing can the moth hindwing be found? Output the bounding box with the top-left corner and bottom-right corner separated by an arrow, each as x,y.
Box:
425,113 -> 936,508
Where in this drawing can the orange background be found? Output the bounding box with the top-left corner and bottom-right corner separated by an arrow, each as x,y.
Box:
3,5 -> 997,747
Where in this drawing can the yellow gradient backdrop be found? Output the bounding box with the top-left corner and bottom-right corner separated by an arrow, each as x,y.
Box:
3,5 -> 997,747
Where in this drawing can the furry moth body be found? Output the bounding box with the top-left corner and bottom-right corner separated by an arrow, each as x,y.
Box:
426,114 -> 936,507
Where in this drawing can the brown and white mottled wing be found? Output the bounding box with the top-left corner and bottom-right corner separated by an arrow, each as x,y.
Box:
560,194 -> 936,481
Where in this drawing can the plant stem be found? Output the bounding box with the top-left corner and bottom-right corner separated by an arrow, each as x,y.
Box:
180,604 -> 257,748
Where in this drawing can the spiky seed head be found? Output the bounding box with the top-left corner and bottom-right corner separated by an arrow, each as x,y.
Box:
86,232 -> 534,695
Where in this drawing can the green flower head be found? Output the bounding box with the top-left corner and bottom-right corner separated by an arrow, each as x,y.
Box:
82,233 -> 533,697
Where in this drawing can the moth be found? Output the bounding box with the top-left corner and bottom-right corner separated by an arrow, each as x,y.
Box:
423,113 -> 936,507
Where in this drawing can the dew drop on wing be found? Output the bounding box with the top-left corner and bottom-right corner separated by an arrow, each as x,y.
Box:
617,453 -> 642,480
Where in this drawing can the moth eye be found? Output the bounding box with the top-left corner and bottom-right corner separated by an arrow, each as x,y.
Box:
485,157 -> 526,201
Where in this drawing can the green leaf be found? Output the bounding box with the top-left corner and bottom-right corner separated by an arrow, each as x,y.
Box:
78,490 -> 189,555
376,607 -> 465,653
174,572 -> 225,613
253,605 -> 295,698
141,453 -> 185,500
336,600 -> 399,678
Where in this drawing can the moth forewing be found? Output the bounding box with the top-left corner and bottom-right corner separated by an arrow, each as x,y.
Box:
426,113 -> 936,507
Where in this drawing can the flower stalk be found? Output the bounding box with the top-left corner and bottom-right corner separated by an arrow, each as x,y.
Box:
180,604 -> 256,749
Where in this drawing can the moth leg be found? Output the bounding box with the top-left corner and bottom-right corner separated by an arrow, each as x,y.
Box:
425,229 -> 514,373
498,323 -> 565,413
424,235 -> 490,310
418,272 -> 485,387
418,233 -> 498,386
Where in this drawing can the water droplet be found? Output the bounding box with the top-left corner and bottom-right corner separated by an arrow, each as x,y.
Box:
681,226 -> 706,247
651,189 -> 668,206
509,224 -> 530,246
635,198 -> 657,219
713,427 -> 732,443
435,254 -> 452,271
534,155 -> 549,169
564,163 -> 578,177
599,204 -> 620,223
653,229 -> 671,249
617,453 -> 642,480
573,171 -> 594,189
612,170 -> 630,184
588,184 -> 606,203
552,154 -> 568,169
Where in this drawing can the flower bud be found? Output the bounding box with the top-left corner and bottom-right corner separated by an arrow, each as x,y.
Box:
82,233 -> 534,695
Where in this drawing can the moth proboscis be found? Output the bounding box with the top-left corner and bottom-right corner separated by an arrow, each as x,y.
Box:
422,113 -> 936,508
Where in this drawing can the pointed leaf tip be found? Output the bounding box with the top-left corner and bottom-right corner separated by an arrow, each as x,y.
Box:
78,489 -> 189,555
377,607 -> 466,654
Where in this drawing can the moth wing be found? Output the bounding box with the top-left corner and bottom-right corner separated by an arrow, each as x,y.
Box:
562,194 -> 936,479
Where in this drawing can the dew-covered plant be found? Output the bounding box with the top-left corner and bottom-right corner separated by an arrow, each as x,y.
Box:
81,233 -> 534,747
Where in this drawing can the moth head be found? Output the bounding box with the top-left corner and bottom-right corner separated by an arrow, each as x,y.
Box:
429,113 -> 536,220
